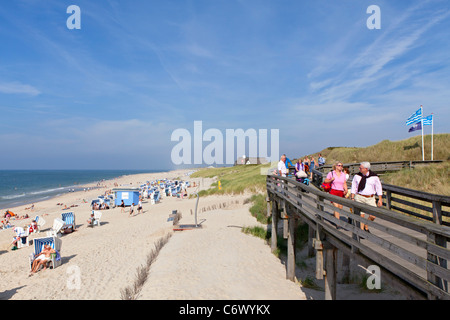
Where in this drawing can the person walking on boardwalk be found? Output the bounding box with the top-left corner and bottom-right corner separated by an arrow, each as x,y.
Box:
324,161 -> 348,226
350,161 -> 383,233
277,154 -> 288,177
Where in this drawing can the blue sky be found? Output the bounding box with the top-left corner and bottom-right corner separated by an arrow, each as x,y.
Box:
0,0 -> 449,170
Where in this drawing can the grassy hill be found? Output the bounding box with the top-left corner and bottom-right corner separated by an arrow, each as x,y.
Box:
191,134 -> 449,196
190,134 -> 449,249
311,133 -> 449,165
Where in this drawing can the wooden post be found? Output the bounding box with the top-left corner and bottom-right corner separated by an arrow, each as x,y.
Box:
271,200 -> 278,253
315,194 -> 325,279
324,247 -> 337,300
427,231 -> 448,297
286,215 -> 297,281
314,228 -> 324,280
308,226 -> 315,257
352,207 -> 361,250
339,252 -> 350,284
432,200 -> 442,225
385,190 -> 391,210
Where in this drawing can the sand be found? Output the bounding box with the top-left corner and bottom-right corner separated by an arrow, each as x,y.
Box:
0,169 -> 305,300
0,169 -> 405,300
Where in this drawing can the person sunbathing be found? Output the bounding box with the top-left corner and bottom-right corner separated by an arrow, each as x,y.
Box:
30,245 -> 56,274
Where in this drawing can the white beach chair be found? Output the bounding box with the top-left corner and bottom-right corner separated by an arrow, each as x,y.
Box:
46,218 -> 65,237
88,210 -> 102,227
35,216 -> 46,233
14,227 -> 30,249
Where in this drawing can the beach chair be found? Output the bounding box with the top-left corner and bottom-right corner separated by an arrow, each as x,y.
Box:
14,227 -> 30,249
46,218 -> 65,237
61,212 -> 76,231
29,236 -> 62,271
151,191 -> 160,204
35,216 -> 46,233
88,210 -> 102,227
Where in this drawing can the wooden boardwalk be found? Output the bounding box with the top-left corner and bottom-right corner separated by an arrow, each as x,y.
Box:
266,169 -> 450,300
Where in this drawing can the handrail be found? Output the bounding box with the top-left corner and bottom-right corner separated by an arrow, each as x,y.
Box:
266,174 -> 450,300
311,163 -> 450,226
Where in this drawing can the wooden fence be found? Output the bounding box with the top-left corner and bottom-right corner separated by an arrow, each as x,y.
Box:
266,174 -> 450,300
311,160 -> 450,227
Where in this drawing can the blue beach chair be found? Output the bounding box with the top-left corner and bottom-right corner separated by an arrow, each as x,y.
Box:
61,212 -> 76,231
151,191 -> 160,204
29,236 -> 62,271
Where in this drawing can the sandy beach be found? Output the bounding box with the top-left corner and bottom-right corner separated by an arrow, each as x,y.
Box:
0,169 -> 404,300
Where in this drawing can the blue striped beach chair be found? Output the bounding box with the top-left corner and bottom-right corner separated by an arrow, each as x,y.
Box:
61,212 -> 76,231
29,236 -> 62,270
151,191 -> 160,204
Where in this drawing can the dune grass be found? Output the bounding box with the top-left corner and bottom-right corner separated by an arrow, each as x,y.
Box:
382,161 -> 450,196
192,134 -> 449,229
307,133 -> 450,165
190,164 -> 267,196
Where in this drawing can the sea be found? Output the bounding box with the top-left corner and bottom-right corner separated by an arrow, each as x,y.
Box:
0,170 -> 167,211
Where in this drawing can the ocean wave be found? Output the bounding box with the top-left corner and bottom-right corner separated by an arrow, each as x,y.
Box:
0,193 -> 26,200
0,187 -> 70,201
28,187 -> 66,195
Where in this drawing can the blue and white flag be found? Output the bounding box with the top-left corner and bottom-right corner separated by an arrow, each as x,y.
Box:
422,114 -> 433,125
408,121 -> 422,132
406,107 -> 422,125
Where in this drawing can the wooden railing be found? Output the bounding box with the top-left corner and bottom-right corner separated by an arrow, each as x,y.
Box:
316,160 -> 443,175
266,174 -> 450,300
311,161 -> 450,227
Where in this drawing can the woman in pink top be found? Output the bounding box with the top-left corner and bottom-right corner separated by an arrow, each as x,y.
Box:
324,161 -> 348,223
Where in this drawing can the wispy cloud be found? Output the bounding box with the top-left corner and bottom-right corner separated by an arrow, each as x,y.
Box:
0,82 -> 40,96
299,4 -> 450,108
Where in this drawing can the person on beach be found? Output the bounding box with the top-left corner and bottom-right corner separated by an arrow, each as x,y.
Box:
129,203 -> 135,216
10,229 -> 24,250
119,200 -> 125,213
87,213 -> 95,226
30,245 -> 56,274
323,162 -> 348,226
137,200 -> 143,214
29,220 -> 38,233
350,161 -> 383,233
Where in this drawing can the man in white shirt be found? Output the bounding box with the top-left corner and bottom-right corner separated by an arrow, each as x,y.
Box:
277,154 -> 287,177
351,161 -> 383,232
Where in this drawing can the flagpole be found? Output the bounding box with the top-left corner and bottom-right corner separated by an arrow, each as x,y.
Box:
421,105 -> 424,161
431,113 -> 434,161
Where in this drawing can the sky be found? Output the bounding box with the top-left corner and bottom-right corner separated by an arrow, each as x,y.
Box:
0,0 -> 449,170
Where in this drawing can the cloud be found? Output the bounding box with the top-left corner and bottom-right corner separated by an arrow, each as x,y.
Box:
0,82 -> 41,96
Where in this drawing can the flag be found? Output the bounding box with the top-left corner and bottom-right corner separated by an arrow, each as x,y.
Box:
408,121 -> 422,132
422,114 -> 433,125
406,107 -> 422,125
